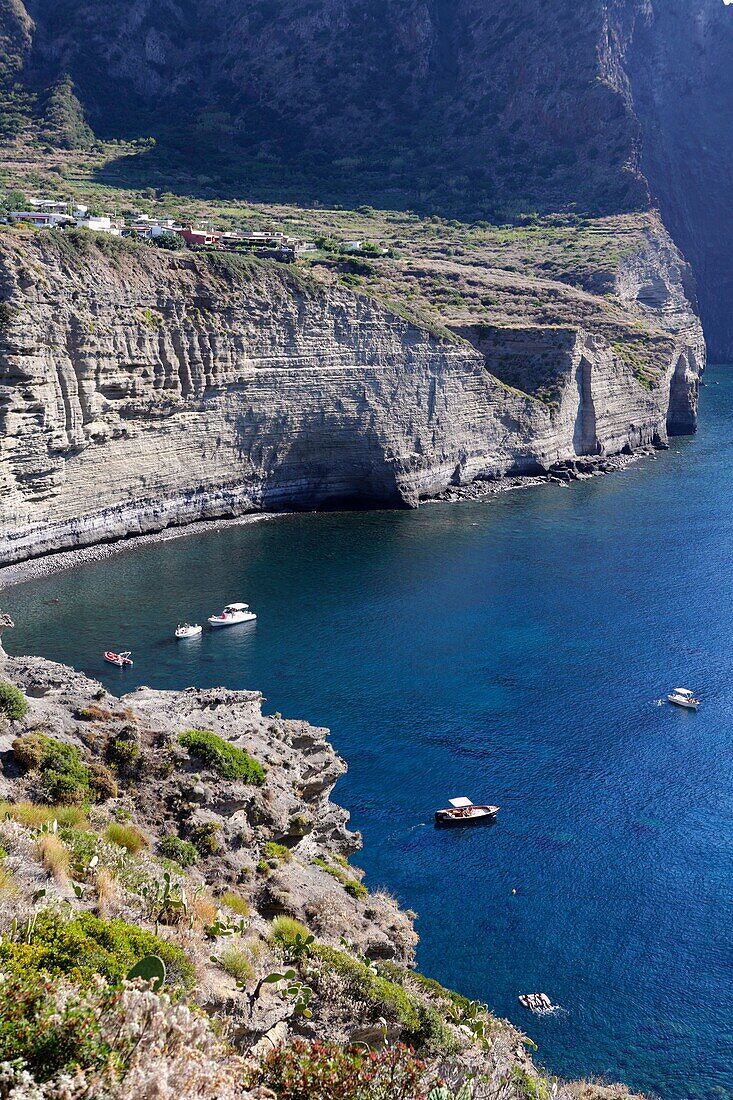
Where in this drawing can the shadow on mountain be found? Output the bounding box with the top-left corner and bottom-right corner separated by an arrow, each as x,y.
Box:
93,142 -> 505,223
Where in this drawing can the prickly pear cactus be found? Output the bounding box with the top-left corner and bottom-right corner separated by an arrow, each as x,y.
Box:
126,953 -> 166,990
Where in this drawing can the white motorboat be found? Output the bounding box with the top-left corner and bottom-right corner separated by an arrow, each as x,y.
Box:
207,602 -> 257,627
175,623 -> 202,639
435,796 -> 499,827
667,687 -> 700,709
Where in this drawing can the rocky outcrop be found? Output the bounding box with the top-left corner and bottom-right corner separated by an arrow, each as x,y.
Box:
0,226 -> 703,564
0,646 -> 646,1098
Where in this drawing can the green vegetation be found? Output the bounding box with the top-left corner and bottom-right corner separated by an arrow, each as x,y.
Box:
158,834 -> 199,867
0,909 -> 195,989
216,945 -> 254,983
270,915 -> 311,951
220,890 -> 250,916
106,737 -> 140,769
189,821 -> 221,856
313,946 -> 458,1055
248,1039 -> 426,1100
12,733 -> 114,806
263,840 -> 292,864
42,75 -> 95,151
313,855 -> 367,899
0,681 -> 28,721
0,968 -> 235,1095
178,729 -> 265,784
103,822 -> 149,854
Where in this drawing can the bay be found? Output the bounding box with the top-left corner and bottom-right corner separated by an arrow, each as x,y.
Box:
4,368 -> 733,1099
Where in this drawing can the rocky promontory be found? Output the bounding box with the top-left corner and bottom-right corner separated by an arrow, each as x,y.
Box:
0,643 -> 644,1099
0,221 -> 703,565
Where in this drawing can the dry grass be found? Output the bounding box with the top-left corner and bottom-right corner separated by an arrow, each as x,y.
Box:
95,868 -> 121,915
103,822 -> 149,854
190,892 -> 218,928
0,867 -> 18,896
0,801 -> 88,830
36,833 -> 70,883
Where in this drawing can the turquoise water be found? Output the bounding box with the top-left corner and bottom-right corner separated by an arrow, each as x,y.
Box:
4,369 -> 733,1098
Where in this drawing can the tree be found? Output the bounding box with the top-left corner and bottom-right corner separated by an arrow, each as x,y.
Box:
42,75 -> 95,150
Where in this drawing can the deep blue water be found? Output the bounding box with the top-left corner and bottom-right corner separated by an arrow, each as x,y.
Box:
4,369 -> 733,1099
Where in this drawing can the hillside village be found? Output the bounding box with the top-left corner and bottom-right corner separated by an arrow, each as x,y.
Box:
1,196 -> 336,261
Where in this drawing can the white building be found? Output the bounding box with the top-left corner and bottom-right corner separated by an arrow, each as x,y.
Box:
8,211 -> 73,228
76,215 -> 122,236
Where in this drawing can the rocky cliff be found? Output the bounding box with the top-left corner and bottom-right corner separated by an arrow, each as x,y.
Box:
1,0 -> 731,357
0,640 -> 645,1098
0,223 -> 703,564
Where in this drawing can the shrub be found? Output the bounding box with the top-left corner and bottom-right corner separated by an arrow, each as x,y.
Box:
0,910 -> 195,989
12,732 -> 45,769
270,915 -> 311,951
88,762 -> 119,800
178,730 -> 265,784
0,681 -> 28,721
312,855 -> 367,899
216,945 -> 254,983
189,821 -> 220,856
159,834 -> 199,867
0,970 -> 243,1096
315,946 -> 419,1031
264,841 -> 292,864
104,822 -> 149,854
220,890 -> 249,916
248,1039 -> 426,1100
14,734 -> 98,806
106,737 -> 140,770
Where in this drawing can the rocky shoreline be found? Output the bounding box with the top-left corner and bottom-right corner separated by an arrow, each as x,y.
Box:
0,638 -> 645,1099
0,449 -> 661,592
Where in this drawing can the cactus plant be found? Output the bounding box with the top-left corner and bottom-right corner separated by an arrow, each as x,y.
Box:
126,953 -> 166,990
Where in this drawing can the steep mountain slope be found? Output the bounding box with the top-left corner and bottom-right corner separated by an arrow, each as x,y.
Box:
0,0 -> 730,353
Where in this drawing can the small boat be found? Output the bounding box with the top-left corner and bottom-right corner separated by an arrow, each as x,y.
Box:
175,623 -> 202,639
434,796 -> 499,827
104,650 -> 133,667
207,602 -> 257,627
519,993 -> 556,1014
667,687 -> 700,709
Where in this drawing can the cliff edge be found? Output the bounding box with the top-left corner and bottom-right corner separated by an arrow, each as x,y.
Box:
0,645 -> 645,1099
0,221 -> 703,565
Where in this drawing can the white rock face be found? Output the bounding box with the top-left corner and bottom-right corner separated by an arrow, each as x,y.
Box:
0,231 -> 703,564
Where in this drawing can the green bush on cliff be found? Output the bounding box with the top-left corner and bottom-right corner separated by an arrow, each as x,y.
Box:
313,946 -> 459,1055
0,681 -> 28,721
178,729 -> 265,784
11,733 -> 112,806
159,833 -> 199,867
247,1039 -> 426,1100
312,855 -> 367,899
0,910 -> 195,989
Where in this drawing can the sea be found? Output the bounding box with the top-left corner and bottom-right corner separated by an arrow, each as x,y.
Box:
4,367 -> 733,1099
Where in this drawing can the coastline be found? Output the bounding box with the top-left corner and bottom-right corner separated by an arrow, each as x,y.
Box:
0,450 -> 653,591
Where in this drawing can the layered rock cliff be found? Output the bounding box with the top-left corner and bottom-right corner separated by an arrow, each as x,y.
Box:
0,223 -> 703,564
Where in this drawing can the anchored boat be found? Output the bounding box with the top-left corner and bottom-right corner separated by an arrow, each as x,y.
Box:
667,687 -> 700,709
434,796 -> 499,827
175,623 -> 203,639
208,602 -> 257,627
104,650 -> 133,667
